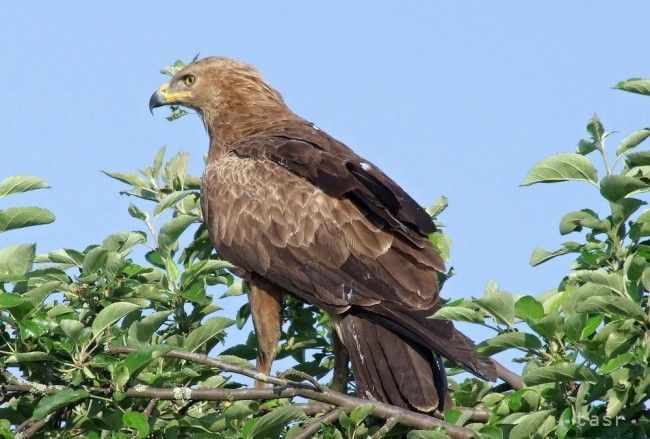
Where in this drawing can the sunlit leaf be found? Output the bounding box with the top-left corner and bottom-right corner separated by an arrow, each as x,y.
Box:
521,153 -> 598,186
123,410 -> 150,438
0,176 -> 49,198
614,78 -> 650,96
91,302 -> 142,337
477,332 -> 542,356
476,281 -> 514,326
523,363 -> 597,385
616,128 -> 650,157
185,316 -> 234,352
0,243 -> 35,281
600,175 -> 650,201
576,295 -> 645,320
0,207 -> 54,233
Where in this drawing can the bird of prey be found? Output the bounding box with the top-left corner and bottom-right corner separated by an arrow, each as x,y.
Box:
150,56 -> 497,413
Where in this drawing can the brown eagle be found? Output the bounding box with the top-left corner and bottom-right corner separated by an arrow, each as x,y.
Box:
150,56 -> 497,412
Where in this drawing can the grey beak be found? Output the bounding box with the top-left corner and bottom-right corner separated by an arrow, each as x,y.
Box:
149,90 -> 165,114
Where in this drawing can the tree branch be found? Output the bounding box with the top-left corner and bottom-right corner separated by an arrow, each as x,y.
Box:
292,407 -> 342,439
108,346 -> 476,438
493,360 -> 524,390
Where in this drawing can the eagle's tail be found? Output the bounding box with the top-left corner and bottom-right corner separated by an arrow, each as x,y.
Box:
338,303 -> 496,412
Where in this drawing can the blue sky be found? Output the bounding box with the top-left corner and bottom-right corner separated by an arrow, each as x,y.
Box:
2,2 -> 650,370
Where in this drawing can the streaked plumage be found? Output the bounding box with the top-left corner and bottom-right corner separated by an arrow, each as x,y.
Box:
150,56 -> 496,412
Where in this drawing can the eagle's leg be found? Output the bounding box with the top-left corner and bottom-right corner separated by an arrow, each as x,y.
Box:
330,329 -> 350,393
248,277 -> 283,388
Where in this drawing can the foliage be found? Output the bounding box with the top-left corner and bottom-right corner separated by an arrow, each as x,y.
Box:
0,65 -> 648,438
432,84 -> 650,437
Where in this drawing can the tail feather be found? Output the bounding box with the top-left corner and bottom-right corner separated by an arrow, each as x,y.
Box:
338,303 -> 496,413
362,303 -> 497,381
340,314 -> 442,411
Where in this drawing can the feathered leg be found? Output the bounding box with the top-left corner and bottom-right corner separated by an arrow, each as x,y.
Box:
330,327 -> 350,393
248,277 -> 283,387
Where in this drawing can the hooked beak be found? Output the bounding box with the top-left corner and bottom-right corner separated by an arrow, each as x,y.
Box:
149,83 -> 191,114
149,89 -> 165,114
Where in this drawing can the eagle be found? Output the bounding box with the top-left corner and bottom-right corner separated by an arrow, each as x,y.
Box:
150,56 -> 497,413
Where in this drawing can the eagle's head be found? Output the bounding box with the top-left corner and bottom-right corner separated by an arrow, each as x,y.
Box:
149,56 -> 285,124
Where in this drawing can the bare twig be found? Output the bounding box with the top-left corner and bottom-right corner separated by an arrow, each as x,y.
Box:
493,360 -> 524,390
294,402 -> 335,415
143,398 -> 158,419
107,346 -> 291,387
370,416 -> 398,439
19,415 -> 51,439
292,407 -> 343,439
279,368 -> 325,392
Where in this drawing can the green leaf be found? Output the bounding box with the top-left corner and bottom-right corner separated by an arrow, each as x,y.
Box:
160,59 -> 185,76
576,295 -> 645,320
515,296 -> 544,321
599,352 -> 633,374
32,388 -> 90,420
152,146 -> 166,178
158,214 -> 197,256
0,207 -> 55,233
91,302 -> 142,337
570,269 -> 625,296
123,345 -> 172,375
0,243 -> 35,281
581,314 -> 603,338
521,153 -> 598,186
0,176 -> 49,198
6,352 -> 53,363
123,411 -> 150,438
558,209 -> 608,235
509,410 -> 554,439
614,78 -> 650,96
576,139 -> 597,155
610,197 -> 646,226
432,303 -> 485,324
102,171 -> 148,188
35,248 -> 84,266
476,281 -> 514,326
222,280 -> 246,297
184,316 -> 234,352
349,403 -> 374,424
523,362 -> 597,385
103,231 -> 147,254
127,311 -> 171,346
60,320 -> 85,342
625,150 -> 650,168
82,247 -> 108,275
630,209 -> 650,240
426,196 -> 448,218
22,281 -> 61,305
616,128 -> 650,157
586,114 -> 604,143
0,293 -> 26,308
600,175 -> 650,201
127,203 -> 149,221
248,406 -> 305,439
112,364 -> 130,389
529,242 -> 581,266
406,431 -> 451,439
428,232 -> 451,262
154,190 -> 195,216
477,332 -> 542,356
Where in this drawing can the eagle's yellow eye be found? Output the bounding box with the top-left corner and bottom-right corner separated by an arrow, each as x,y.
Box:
183,75 -> 196,86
